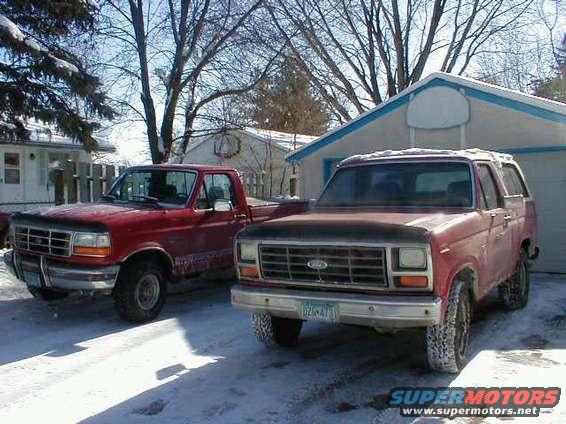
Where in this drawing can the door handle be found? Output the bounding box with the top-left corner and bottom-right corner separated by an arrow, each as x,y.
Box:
234,213 -> 247,220
490,212 -> 497,218
503,215 -> 512,221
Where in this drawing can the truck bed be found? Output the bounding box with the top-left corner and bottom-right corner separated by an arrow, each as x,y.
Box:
247,198 -> 309,224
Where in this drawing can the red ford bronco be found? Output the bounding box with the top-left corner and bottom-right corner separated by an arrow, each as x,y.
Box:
3,164 -> 307,322
231,149 -> 538,373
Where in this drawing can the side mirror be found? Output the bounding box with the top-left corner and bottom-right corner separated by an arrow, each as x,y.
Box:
503,195 -> 524,209
213,199 -> 233,212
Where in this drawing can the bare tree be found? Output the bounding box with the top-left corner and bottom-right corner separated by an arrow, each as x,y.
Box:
266,0 -> 537,122
475,0 -> 565,95
98,0 -> 281,163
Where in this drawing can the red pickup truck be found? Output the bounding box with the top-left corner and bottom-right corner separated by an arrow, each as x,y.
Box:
3,164 -> 307,322
231,149 -> 538,373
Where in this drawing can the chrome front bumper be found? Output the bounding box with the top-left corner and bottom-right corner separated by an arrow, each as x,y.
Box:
231,284 -> 442,328
3,250 -> 119,291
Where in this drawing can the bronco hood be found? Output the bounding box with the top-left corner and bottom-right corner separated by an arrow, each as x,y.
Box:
11,202 -> 163,231
240,209 -> 474,244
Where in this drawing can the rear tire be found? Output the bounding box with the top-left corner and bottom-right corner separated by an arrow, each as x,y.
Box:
114,261 -> 167,323
251,313 -> 303,347
426,280 -> 471,373
498,251 -> 529,310
27,286 -> 69,301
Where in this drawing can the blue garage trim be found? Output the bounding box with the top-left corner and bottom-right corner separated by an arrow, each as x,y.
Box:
497,146 -> 566,154
323,157 -> 346,182
287,77 -> 566,164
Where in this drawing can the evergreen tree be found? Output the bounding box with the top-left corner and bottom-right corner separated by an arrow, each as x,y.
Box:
247,61 -> 330,136
0,0 -> 114,149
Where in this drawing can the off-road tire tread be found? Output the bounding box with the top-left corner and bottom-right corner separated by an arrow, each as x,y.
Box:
251,313 -> 302,347
426,280 -> 471,373
113,261 -> 166,323
498,250 -> 529,310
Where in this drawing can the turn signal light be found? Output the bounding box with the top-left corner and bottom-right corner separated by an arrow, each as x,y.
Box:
240,266 -> 259,279
72,246 -> 111,257
397,275 -> 428,288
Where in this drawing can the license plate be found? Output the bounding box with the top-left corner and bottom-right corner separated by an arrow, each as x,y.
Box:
23,271 -> 42,288
301,301 -> 337,322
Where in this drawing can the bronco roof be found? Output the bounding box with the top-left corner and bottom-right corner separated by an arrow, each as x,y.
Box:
339,148 -> 515,168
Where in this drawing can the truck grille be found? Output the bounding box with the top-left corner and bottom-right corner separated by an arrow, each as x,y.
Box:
259,245 -> 387,287
14,226 -> 72,257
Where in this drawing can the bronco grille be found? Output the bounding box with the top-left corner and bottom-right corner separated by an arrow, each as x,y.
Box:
259,245 -> 387,287
14,226 -> 72,257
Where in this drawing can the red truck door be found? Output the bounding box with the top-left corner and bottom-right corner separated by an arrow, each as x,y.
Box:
476,163 -> 514,294
189,172 -> 248,271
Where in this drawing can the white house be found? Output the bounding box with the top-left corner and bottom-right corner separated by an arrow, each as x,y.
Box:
286,72 -> 566,273
183,127 -> 316,199
0,122 -> 115,212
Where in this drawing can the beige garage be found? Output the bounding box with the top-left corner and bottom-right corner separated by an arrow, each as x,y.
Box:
286,72 -> 566,273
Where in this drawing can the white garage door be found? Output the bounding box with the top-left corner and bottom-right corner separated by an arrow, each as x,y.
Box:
515,152 -> 566,273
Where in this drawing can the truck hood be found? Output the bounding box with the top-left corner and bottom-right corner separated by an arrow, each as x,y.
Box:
240,209 -> 474,244
11,202 -> 162,231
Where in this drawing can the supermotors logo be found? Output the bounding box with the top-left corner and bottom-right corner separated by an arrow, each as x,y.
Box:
387,387 -> 561,418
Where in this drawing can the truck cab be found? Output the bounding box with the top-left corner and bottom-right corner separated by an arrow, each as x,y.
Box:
231,149 -> 538,373
4,164 -> 307,322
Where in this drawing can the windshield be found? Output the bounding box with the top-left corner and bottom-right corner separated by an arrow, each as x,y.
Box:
317,162 -> 473,208
108,169 -> 197,206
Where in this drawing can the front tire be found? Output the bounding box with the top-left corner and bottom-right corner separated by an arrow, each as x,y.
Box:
426,280 -> 471,373
114,261 -> 167,323
251,313 -> 303,347
498,251 -> 529,310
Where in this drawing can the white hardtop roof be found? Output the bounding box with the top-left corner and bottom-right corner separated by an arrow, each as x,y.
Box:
339,148 -> 515,167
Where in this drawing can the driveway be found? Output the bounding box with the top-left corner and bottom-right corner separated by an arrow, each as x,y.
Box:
1,251 -> 565,423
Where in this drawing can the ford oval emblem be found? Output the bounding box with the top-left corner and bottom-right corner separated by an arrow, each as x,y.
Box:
307,259 -> 328,270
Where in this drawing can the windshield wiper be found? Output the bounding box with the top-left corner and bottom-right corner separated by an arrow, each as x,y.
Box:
100,194 -> 115,202
129,195 -> 160,203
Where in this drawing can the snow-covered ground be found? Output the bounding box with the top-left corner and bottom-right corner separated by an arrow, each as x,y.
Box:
0,251 -> 564,423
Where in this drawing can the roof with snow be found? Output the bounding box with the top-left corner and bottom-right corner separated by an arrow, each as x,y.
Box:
0,121 -> 115,152
185,127 -> 317,153
286,72 -> 566,164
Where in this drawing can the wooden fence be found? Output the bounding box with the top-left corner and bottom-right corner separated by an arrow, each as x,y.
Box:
53,161 -> 126,205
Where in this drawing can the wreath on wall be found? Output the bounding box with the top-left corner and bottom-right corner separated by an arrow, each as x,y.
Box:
214,132 -> 242,159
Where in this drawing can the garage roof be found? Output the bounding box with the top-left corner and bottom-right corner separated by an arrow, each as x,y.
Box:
286,72 -> 566,164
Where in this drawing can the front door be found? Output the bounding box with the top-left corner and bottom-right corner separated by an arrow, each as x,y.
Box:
0,150 -> 23,207
476,163 -> 513,294
189,172 -> 248,272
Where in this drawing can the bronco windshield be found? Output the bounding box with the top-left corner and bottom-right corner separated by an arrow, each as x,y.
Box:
108,169 -> 197,206
317,162 -> 473,208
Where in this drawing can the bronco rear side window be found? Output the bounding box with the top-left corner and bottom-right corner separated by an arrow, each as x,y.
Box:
502,164 -> 529,197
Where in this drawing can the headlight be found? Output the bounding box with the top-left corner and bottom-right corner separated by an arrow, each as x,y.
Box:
73,232 -> 111,257
398,247 -> 427,269
238,242 -> 256,263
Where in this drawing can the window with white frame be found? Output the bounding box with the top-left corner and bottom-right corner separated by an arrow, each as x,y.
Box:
4,152 -> 20,184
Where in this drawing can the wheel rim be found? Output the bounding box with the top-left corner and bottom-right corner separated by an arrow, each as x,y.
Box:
456,299 -> 470,359
135,273 -> 160,311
